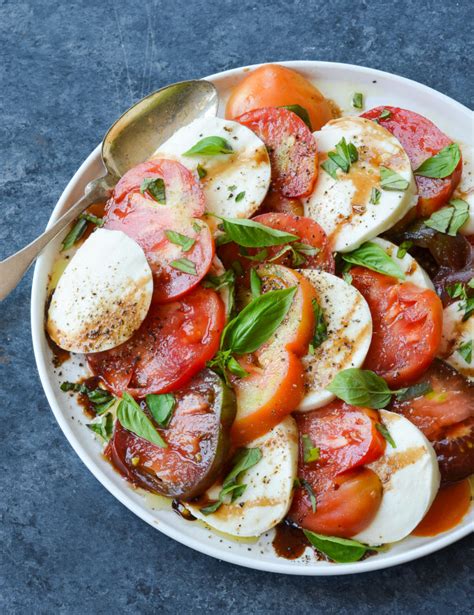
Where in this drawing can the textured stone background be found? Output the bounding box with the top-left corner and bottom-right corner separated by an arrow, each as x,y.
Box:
0,0 -> 472,613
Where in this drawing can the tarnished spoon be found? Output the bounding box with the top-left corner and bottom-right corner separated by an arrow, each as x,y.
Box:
0,80 -> 218,300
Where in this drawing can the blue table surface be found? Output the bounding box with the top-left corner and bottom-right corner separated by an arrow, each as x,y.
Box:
1,1 -> 472,613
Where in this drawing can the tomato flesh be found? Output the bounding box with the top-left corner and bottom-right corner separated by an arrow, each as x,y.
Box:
87,287 -> 225,397
236,107 -> 318,198
258,188 -> 304,217
361,107 -> 462,216
351,267 -> 443,387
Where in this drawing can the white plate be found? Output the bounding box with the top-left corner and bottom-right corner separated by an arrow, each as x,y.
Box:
31,61 -> 473,575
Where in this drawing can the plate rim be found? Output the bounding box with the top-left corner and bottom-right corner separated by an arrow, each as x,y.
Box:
31,60 -> 473,576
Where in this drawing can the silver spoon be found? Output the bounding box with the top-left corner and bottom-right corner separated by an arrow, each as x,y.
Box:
0,80 -> 218,300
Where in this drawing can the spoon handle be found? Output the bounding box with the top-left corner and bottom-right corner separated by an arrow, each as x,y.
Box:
0,177 -> 111,301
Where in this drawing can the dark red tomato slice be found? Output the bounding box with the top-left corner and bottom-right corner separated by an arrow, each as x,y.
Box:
361,107 -> 462,217
107,195 -> 214,303
351,267 -> 443,387
295,402 -> 386,476
106,369 -> 236,499
258,188 -> 304,216
236,107 -> 318,198
289,468 -> 383,537
390,359 -> 474,483
87,287 -> 225,397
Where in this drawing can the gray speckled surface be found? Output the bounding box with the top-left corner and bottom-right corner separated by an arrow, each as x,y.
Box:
0,0 -> 473,613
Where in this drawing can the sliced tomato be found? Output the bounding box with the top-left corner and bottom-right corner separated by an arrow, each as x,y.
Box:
289,468 -> 383,538
106,369 -> 236,499
87,287 -> 225,397
351,267 -> 443,387
236,107 -> 318,198
295,402 -> 386,475
106,160 -> 213,303
258,188 -> 304,216
361,107 -> 462,217
225,63 -> 334,131
390,359 -> 474,483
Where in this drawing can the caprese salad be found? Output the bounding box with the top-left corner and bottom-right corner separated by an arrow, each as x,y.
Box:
46,63 -> 473,564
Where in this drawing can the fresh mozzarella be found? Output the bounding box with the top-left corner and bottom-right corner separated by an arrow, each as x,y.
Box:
155,117 -> 271,221
304,116 -> 417,252
439,301 -> 473,381
297,270 -> 372,411
353,410 -> 440,546
186,417 -> 298,537
47,228 -> 153,353
454,144 -> 474,236
371,237 -> 434,290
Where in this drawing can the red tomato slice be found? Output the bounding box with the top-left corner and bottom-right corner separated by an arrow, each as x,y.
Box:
390,359 -> 474,483
361,107 -> 462,217
289,468 -> 383,537
236,107 -> 318,198
351,267 -> 443,387
105,159 -> 212,303
258,188 -> 304,216
87,287 -> 225,397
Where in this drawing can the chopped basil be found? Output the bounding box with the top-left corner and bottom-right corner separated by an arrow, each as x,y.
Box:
321,158 -> 340,180
226,356 -> 248,378
235,191 -> 246,202
216,216 -> 299,248
380,166 -> 409,191
87,412 -> 114,442
145,393 -> 175,427
192,220 -> 202,233
60,381 -> 115,415
280,104 -> 312,130
342,270 -> 353,285
140,177 -> 166,204
250,268 -> 261,298
311,299 -> 328,349
370,187 -> 381,205
203,269 -> 235,291
302,434 -> 320,463
327,137 -> 358,173
396,240 -> 413,259
447,281 -> 474,321
424,198 -> 469,236
196,163 -> 207,179
170,258 -> 197,275
378,108 -> 392,122
242,247 -> 269,262
300,478 -> 317,513
458,340 -> 472,364
183,136 -> 233,157
342,241 -> 405,280
304,530 -> 376,563
117,392 -> 167,448
352,92 -> 363,109
227,184 -> 237,191
414,143 -> 461,179
376,422 -> 396,448
165,230 -> 195,252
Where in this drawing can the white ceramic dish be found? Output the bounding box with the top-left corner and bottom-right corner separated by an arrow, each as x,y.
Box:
31,61 -> 473,575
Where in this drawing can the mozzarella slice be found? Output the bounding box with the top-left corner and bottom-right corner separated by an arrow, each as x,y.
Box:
47,229 -> 153,353
370,237 -> 434,290
453,144 -> 474,236
186,417 -> 298,537
297,270 -> 372,411
353,410 -> 440,546
439,301 -> 473,381
155,117 -> 271,221
304,116 -> 417,252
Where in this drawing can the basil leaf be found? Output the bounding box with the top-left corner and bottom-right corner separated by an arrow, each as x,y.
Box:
221,287 -> 297,354
461,297 -> 474,321
203,269 -> 235,292
218,216 -> 299,248
311,299 -> 328,349
458,340 -> 472,363
321,158 -> 340,180
304,531 -> 371,563
87,412 -> 114,442
397,240 -> 413,259
302,434 -> 320,463
300,478 -> 317,512
327,368 -> 393,409
196,164 -> 207,179
227,184 -> 237,192
146,393 -> 175,427
378,108 -> 392,121
170,258 -> 197,275
293,242 -> 319,257
200,500 -> 222,515
62,218 -> 88,251
352,92 -> 363,109
183,136 -> 233,157
342,241 -> 405,280
165,230 -> 195,252
60,381 -> 115,415
414,143 -> 461,178
281,104 -> 312,130
380,166 -> 409,191
468,278 -> 474,289
395,381 -> 432,402
241,247 -> 269,262
226,356 -> 249,378
140,177 -> 166,204
235,191 -> 246,202
376,422 -> 396,448
424,199 -> 469,236
446,281 -> 466,299
370,187 -> 381,205
250,268 -> 261,298
117,393 -> 167,448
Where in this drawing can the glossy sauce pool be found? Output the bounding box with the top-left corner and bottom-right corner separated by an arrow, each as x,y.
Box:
412,479 -> 472,537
